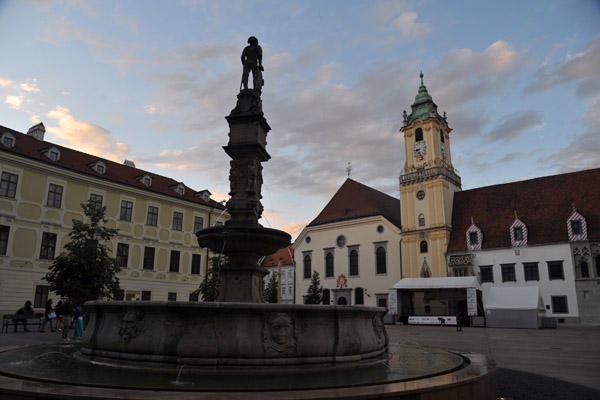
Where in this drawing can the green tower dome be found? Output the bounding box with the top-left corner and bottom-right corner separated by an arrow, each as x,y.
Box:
406,72 -> 444,125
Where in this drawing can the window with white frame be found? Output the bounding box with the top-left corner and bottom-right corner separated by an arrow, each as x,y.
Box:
0,171 -> 18,198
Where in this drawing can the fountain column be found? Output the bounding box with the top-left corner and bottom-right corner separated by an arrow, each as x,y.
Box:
197,88 -> 291,302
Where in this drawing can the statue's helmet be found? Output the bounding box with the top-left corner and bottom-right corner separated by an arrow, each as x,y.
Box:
247,36 -> 258,45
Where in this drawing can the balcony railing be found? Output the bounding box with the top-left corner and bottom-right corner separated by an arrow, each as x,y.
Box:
400,166 -> 461,186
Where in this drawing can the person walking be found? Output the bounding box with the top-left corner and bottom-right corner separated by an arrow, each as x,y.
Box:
456,311 -> 463,332
72,302 -> 84,340
55,300 -> 63,333
39,299 -> 56,332
61,298 -> 73,340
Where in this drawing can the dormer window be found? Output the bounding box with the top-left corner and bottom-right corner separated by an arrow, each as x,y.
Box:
513,226 -> 523,241
1,133 -> 15,148
195,189 -> 212,202
43,146 -> 61,162
469,232 -> 478,245
170,183 -> 185,196
466,219 -> 482,251
567,208 -> 587,241
90,161 -> 106,175
510,215 -> 528,247
137,174 -> 152,187
571,220 -> 582,235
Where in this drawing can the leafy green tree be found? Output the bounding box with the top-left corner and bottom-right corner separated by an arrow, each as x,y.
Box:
263,272 -> 278,303
197,256 -> 222,301
44,199 -> 121,303
305,270 -> 323,304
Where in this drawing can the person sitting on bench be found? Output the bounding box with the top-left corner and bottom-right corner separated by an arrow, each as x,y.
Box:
13,300 -> 34,332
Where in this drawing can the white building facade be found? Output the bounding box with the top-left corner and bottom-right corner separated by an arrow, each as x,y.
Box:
294,179 -> 402,308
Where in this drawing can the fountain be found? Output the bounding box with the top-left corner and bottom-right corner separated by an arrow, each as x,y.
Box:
0,38 -> 496,399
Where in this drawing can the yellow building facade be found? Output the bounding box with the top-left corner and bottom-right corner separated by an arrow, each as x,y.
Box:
399,74 -> 461,278
0,123 -> 226,314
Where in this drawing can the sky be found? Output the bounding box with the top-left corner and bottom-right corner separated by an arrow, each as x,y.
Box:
1,0 -> 599,240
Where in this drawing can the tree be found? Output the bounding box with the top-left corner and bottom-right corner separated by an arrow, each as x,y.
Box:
262,272 -> 278,303
305,270 -> 323,304
197,256 -> 222,301
44,199 -> 121,303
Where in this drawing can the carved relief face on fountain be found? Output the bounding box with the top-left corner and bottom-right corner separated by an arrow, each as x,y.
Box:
119,311 -> 144,343
372,316 -> 384,340
263,313 -> 296,352
270,314 -> 292,345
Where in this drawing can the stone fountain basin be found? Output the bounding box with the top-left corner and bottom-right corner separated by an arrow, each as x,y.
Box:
78,301 -> 388,373
196,225 -> 291,256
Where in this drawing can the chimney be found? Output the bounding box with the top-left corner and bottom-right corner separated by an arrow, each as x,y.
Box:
123,160 -> 135,167
27,122 -> 45,141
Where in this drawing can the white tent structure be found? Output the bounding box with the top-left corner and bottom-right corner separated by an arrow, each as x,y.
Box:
392,277 -> 481,291
485,286 -> 545,329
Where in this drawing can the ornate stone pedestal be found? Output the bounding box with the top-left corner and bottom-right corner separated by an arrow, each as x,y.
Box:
196,89 -> 291,303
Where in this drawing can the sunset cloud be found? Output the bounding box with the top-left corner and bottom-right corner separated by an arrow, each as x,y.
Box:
45,106 -> 130,162
0,78 -> 12,87
5,95 -> 24,109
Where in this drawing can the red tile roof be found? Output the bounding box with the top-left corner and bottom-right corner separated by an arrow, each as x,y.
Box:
261,245 -> 294,267
0,124 -> 225,210
308,179 -> 401,229
447,168 -> 600,252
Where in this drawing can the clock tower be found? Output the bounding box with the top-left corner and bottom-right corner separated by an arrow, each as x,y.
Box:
399,73 -> 461,278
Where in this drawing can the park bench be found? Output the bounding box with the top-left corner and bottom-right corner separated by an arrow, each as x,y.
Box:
1,313 -> 43,332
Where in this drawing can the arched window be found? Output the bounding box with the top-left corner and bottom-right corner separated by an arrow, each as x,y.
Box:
355,288 -> 364,305
415,128 -> 423,142
325,252 -> 334,278
580,261 -> 589,278
303,254 -> 311,279
322,289 -> 330,305
418,214 -> 425,227
376,247 -> 386,274
349,249 -> 359,276
420,240 -> 428,253
440,129 -> 445,143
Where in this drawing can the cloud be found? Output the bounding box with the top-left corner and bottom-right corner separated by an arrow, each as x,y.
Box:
42,19 -> 141,74
282,220 -> 311,240
19,82 -> 40,93
45,106 -> 130,162
368,1 -> 411,27
484,110 -> 544,142
525,34 -> 600,98
536,96 -> 600,172
392,12 -> 430,37
0,78 -> 12,87
5,95 -> 24,109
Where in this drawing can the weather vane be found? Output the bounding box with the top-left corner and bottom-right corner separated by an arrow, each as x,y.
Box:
346,162 -> 352,178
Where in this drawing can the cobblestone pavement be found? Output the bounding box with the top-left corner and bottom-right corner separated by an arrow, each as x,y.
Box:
2,324 -> 600,399
386,324 -> 600,399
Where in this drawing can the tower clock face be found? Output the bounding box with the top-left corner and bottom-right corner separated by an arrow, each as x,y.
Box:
413,141 -> 426,157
